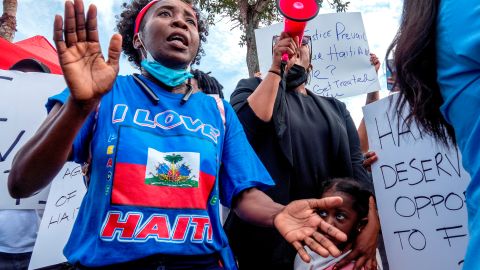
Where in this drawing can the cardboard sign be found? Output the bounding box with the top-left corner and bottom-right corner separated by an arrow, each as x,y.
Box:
363,94 -> 470,269
255,12 -> 380,98
28,163 -> 86,270
0,70 -> 67,209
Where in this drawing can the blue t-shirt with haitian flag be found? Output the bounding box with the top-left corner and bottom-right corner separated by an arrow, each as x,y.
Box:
46,75 -> 274,268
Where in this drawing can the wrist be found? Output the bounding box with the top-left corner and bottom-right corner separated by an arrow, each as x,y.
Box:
268,69 -> 281,77
269,63 -> 282,74
272,206 -> 284,229
365,91 -> 380,104
65,96 -> 99,118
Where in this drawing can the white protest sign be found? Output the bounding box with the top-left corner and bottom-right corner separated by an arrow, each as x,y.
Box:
363,94 -> 470,270
0,70 -> 67,209
29,163 -> 86,270
255,12 -> 380,98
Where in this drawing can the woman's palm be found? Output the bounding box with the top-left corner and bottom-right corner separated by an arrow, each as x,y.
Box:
59,42 -> 118,101
54,0 -> 121,105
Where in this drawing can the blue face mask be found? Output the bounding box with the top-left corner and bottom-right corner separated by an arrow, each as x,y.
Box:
139,39 -> 193,87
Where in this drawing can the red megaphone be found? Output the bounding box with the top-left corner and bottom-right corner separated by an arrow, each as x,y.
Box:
276,0 -> 319,61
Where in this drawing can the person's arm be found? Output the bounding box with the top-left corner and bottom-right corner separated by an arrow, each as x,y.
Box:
342,103 -> 371,186
219,102 -> 347,262
233,187 -> 348,263
9,100 -> 93,198
229,78 -> 271,140
357,119 -> 370,154
8,0 -> 121,198
358,54 -> 381,153
246,32 -> 298,122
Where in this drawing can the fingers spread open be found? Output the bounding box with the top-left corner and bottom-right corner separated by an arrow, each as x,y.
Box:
293,241 -> 311,263
64,0 -> 78,46
86,4 -> 99,42
107,34 -> 123,70
309,232 -> 334,257
74,0 -> 87,42
308,197 -> 343,210
318,220 -> 347,244
53,15 -> 67,54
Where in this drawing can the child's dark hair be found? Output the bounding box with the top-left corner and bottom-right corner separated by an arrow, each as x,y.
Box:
192,69 -> 224,98
116,0 -> 209,68
320,178 -> 372,220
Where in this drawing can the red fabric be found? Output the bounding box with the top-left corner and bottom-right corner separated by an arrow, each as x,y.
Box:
0,35 -> 62,74
111,162 -> 216,210
134,0 -> 159,35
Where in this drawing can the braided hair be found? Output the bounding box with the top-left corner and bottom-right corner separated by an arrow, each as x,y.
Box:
320,178 -> 372,221
192,69 -> 224,98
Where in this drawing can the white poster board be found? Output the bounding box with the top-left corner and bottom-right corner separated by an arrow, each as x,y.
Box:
0,70 -> 67,209
255,12 -> 380,98
28,163 -> 86,270
363,94 -> 470,270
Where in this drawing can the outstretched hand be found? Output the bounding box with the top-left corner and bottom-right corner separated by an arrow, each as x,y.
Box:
54,0 -> 122,111
274,197 -> 348,263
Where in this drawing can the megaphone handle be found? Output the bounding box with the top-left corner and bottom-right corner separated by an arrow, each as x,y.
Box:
280,60 -> 287,78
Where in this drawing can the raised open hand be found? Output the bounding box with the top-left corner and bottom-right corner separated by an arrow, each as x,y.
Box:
274,197 -> 348,263
54,0 -> 122,110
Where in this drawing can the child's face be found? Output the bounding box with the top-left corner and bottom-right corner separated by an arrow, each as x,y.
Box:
318,189 -> 360,246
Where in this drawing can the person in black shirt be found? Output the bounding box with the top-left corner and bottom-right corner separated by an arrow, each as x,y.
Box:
225,32 -> 380,270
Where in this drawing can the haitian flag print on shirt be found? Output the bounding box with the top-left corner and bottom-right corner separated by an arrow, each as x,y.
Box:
47,76 -> 274,269
144,150 -> 200,188
112,125 -> 216,210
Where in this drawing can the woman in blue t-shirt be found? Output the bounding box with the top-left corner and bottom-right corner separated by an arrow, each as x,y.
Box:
7,0 -> 351,269
387,0 -> 480,269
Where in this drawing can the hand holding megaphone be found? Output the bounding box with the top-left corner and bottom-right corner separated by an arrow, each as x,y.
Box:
271,32 -> 299,73
276,0 -> 319,62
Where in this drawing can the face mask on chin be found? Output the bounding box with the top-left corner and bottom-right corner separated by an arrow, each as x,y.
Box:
285,64 -> 308,90
138,35 -> 193,88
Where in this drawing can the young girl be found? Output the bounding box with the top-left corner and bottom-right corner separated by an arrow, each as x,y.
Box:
294,178 -> 373,270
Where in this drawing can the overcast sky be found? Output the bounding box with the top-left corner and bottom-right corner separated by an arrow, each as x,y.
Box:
2,0 -> 403,125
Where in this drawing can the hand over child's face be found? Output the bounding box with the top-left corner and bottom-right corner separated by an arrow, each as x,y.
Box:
317,190 -> 360,246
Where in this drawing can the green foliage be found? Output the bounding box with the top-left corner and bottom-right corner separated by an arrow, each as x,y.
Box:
196,0 -> 350,46
164,154 -> 184,164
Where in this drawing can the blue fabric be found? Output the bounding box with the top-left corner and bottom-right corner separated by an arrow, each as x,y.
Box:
437,1 -> 480,269
140,54 -> 193,87
46,75 -> 274,269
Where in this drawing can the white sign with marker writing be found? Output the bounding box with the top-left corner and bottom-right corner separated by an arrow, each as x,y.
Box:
363,94 -> 470,270
0,70 -> 67,209
255,12 -> 380,99
29,163 -> 86,270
